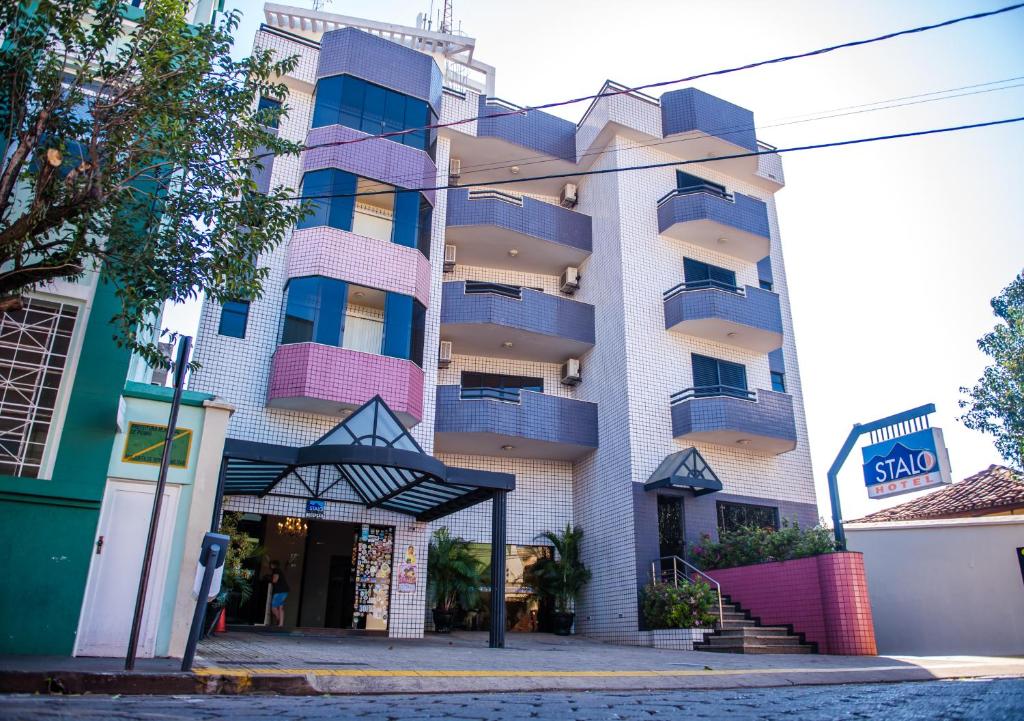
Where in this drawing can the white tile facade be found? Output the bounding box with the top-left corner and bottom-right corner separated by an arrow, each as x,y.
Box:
190,11 -> 817,642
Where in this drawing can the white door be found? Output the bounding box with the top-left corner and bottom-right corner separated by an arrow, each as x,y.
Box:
75,480 -> 180,657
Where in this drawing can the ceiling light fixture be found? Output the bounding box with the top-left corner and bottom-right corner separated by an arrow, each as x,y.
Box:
508,248 -> 519,257
726,332 -> 737,338
510,166 -> 520,175
716,237 -> 728,245
737,439 -> 752,446
502,341 -> 513,348
501,444 -> 515,451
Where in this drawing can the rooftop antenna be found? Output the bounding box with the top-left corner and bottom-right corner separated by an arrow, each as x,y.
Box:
439,0 -> 453,34
312,0 -> 332,11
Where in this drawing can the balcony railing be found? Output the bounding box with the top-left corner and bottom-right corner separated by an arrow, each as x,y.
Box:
460,386 -> 529,403
663,279 -> 743,301
671,385 -> 756,404
467,188 -> 524,206
463,280 -> 523,300
657,184 -> 734,206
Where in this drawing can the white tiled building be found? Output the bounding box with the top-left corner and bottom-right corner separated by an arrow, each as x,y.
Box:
190,3 -> 817,644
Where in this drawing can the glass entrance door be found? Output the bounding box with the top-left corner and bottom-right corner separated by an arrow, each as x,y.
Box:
657,496 -> 686,580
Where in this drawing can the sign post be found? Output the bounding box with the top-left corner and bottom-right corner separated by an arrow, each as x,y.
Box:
826,403 -> 950,549
125,336 -> 192,671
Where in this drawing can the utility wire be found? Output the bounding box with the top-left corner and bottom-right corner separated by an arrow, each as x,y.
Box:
264,2 -> 1024,158
276,116 -> 1024,202
346,75 -> 1024,195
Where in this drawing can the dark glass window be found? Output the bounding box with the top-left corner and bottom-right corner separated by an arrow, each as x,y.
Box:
281,277 -> 423,364
691,354 -> 748,398
717,501 -> 780,532
281,276 -> 347,346
257,96 -> 282,129
218,300 -> 250,338
657,496 -> 685,560
683,258 -> 737,291
676,170 -> 726,197
392,190 -> 433,259
312,74 -> 436,154
461,372 -> 543,402
759,279 -> 774,291
770,371 -> 786,393
297,169 -> 357,231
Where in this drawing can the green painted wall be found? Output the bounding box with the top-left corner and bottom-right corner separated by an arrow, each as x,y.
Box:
0,275 -> 133,655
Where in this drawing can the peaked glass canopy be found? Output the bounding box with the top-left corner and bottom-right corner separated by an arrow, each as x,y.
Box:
221,396 -> 514,522
644,447 -> 723,496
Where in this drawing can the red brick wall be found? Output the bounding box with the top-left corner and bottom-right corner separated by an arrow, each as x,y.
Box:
705,552 -> 876,655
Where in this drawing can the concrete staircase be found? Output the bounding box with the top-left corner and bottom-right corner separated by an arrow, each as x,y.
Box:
693,594 -> 815,654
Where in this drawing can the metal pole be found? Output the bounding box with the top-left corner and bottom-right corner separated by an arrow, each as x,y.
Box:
488,490 -> 507,649
180,544 -> 218,672
125,336 -> 192,670
209,456 -> 228,532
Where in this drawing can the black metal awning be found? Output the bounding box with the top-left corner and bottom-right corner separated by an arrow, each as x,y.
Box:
220,396 -> 515,522
645,447 -> 723,496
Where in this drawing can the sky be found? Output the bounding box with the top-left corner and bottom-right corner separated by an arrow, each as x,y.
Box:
165,0 -> 1024,522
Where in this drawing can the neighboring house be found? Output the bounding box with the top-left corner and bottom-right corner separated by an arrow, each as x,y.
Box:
190,4 -> 817,645
851,464 -> 1024,522
846,465 -> 1024,656
0,1 -> 229,657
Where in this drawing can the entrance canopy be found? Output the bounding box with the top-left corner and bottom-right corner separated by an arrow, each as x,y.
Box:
644,447 -> 722,496
220,396 -> 514,522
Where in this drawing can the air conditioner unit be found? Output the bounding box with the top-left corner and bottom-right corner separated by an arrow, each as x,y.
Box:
559,182 -> 578,209
443,244 -> 457,272
560,358 -> 581,386
438,340 -> 452,368
560,266 -> 580,294
448,158 -> 462,183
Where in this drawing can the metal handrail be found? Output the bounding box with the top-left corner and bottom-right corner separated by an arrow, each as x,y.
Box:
464,280 -> 523,300
656,184 -> 734,206
670,385 -> 756,404
663,279 -> 745,301
651,555 -> 724,628
467,188 -> 524,206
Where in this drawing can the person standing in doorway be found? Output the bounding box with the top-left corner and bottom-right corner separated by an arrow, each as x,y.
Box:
269,561 -> 290,627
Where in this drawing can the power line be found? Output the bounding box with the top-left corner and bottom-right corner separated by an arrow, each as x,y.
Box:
267,2 -> 1024,157
347,75 -> 1024,195
278,116 -> 1024,202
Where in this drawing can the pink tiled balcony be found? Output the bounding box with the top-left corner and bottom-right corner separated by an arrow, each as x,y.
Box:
267,343 -> 424,426
288,227 -> 431,307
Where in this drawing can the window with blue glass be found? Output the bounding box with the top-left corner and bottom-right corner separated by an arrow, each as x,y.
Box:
257,96 -> 282,129
312,75 -> 435,154
218,300 -> 250,338
281,277 -> 425,366
460,372 -> 543,402
759,279 -> 774,292
770,371 -> 786,393
691,354 -> 749,399
296,171 -> 432,259
684,258 -> 738,292
676,170 -> 727,198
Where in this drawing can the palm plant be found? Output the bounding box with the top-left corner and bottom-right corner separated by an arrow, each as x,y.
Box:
427,527 -> 483,614
529,524 -> 591,620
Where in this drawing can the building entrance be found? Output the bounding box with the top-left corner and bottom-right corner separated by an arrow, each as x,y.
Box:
224,513 -> 394,632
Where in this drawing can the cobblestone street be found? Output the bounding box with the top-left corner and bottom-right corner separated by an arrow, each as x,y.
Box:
2,678 -> 1022,720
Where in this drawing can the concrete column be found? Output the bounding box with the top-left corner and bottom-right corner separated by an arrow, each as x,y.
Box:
489,491 -> 507,649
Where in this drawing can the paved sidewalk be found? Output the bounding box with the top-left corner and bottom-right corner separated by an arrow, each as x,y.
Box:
3,631 -> 1023,696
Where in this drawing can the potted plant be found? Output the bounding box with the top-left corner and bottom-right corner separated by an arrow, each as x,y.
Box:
215,512 -> 264,629
527,524 -> 591,635
427,527 -> 483,633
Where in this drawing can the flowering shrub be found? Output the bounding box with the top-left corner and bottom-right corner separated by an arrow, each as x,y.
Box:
689,521 -> 837,571
640,580 -> 718,629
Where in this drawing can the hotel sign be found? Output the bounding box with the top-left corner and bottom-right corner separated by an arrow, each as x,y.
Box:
861,427 -> 951,499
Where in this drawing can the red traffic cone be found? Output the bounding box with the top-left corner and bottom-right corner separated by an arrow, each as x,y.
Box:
215,608 -> 227,633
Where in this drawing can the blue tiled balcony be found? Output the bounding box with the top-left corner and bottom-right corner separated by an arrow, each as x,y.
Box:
434,385 -> 598,461
658,88 -> 775,187
441,281 -> 595,362
670,388 -> 797,455
477,96 -> 577,162
663,284 -> 783,352
445,188 -> 592,275
657,188 -> 771,262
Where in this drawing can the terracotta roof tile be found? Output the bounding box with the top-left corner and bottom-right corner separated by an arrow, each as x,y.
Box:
850,465 -> 1024,523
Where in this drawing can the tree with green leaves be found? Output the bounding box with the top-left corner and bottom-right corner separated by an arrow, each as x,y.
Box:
0,0 -> 304,365
960,271 -> 1024,470
527,523 -> 591,614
